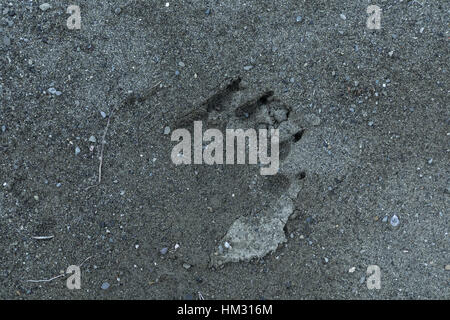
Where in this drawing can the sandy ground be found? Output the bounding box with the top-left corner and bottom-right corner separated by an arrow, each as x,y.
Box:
0,0 -> 448,299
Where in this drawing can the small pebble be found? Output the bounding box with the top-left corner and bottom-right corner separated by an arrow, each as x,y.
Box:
101,282 -> 110,290
178,61 -> 185,67
163,126 -> 171,135
382,216 -> 388,223
296,16 -> 302,23
243,65 -> 253,71
160,247 -> 168,255
175,70 -> 180,76
100,111 -> 107,118
340,14 -> 346,20
114,7 -> 122,15
75,146 -> 81,155
445,265 -> 450,271
349,267 -> 356,273
39,3 -> 52,11
183,263 -> 191,270
89,136 -> 97,143
3,36 -> 10,46
306,114 -> 321,126
1,125 -> 5,132
390,214 -> 400,227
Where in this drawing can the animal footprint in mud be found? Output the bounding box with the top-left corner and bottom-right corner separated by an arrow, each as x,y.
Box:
173,77 -> 308,267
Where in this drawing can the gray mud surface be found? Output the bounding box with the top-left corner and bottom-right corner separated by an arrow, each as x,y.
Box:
0,0 -> 448,299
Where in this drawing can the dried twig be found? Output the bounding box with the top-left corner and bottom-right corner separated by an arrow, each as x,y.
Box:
31,235 -> 54,240
25,256 -> 93,284
78,256 -> 92,267
98,111 -> 113,184
26,274 -> 65,283
85,110 -> 114,190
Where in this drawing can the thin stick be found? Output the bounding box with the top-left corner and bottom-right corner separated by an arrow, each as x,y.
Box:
26,274 -> 65,283
98,111 -> 113,184
78,256 -> 92,267
31,235 -> 54,240
25,256 -> 93,284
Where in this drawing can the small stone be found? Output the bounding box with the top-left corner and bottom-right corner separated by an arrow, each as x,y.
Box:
340,14 -> 346,20
100,111 -> 107,118
296,16 -> 302,23
3,36 -> 10,46
175,70 -> 180,76
183,263 -> 191,270
349,267 -> 356,273
160,247 -> 168,255
445,265 -> 450,271
390,214 -> 400,227
48,88 -> 57,95
56,183 -> 62,188
75,146 -> 81,155
382,216 -> 388,223
306,114 -> 321,126
114,7 -> 122,15
163,126 -> 171,135
324,257 -> 329,263
388,51 -> 394,57
428,158 -> 433,164
178,61 -> 185,67
368,121 -> 374,127
1,125 -> 5,132
224,241 -> 231,249
39,3 -> 52,11
243,65 -> 253,71
89,136 -> 97,143
101,282 -> 110,290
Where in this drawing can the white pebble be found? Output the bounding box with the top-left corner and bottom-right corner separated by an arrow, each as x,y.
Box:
39,3 -> 52,11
